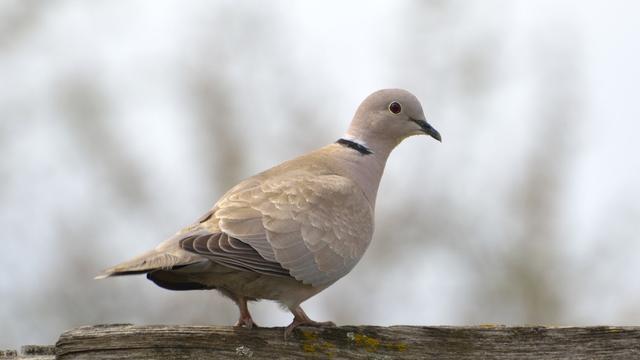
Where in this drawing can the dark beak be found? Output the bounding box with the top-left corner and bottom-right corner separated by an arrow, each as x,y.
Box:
411,118 -> 442,142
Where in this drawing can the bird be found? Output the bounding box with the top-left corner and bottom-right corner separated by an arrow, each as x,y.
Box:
95,88 -> 441,338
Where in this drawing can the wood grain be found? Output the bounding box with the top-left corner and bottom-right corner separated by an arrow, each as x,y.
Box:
48,324 -> 640,359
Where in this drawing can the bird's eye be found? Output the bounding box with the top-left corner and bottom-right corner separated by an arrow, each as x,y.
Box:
389,101 -> 402,114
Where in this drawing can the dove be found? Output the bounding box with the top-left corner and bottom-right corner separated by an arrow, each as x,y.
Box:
96,88 -> 441,337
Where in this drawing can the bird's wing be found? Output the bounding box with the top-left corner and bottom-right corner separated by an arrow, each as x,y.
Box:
183,172 -> 374,287
179,230 -> 291,278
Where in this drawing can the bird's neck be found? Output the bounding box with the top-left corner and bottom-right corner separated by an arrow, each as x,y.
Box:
333,133 -> 398,209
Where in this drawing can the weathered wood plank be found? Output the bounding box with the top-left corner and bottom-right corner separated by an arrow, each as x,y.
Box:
0,345 -> 55,360
54,324 -> 640,359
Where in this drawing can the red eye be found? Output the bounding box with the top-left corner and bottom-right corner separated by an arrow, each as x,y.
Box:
389,101 -> 401,114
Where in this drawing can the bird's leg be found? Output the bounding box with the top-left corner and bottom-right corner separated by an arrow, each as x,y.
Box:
284,306 -> 335,339
233,296 -> 257,329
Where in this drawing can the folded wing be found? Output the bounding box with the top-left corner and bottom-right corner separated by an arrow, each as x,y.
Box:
181,173 -> 374,288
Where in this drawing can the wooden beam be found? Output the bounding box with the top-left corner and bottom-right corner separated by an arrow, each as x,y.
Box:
5,324 -> 640,359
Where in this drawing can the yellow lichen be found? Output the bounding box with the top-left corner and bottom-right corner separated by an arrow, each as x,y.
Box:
352,333 -> 380,352
347,332 -> 408,353
302,331 -> 318,340
383,342 -> 408,352
302,343 -> 317,353
300,330 -> 336,357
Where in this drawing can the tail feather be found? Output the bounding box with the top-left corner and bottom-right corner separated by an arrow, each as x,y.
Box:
95,250 -> 187,280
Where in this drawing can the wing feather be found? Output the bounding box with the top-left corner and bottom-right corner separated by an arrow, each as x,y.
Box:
179,230 -> 291,278
207,172 -> 373,287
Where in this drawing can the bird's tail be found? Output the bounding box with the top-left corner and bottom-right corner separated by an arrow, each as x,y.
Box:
94,250 -> 187,279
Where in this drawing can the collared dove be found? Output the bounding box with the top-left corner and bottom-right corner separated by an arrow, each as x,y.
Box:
96,88 -> 441,337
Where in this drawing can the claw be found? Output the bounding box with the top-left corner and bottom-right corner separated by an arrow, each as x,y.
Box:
232,296 -> 257,329
283,306 -> 335,340
234,315 -> 258,329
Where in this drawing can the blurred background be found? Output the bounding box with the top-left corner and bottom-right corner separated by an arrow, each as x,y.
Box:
1,0 -> 639,349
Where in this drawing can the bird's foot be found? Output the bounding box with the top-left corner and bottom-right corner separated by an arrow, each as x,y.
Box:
231,295 -> 258,329
234,314 -> 258,329
284,317 -> 335,339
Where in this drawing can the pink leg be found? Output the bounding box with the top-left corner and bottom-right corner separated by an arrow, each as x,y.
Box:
284,306 -> 335,339
233,296 -> 257,329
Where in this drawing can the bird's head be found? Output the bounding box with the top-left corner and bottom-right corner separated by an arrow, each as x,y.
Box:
347,89 -> 441,148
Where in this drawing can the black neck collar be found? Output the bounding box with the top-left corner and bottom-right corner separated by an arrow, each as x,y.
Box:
336,138 -> 373,155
